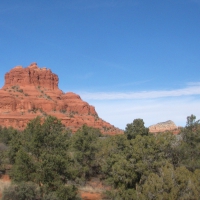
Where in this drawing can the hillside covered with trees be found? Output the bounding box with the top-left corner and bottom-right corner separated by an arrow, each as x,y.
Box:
0,114 -> 200,199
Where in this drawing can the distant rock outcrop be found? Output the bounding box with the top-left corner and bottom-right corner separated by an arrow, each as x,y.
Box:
0,63 -> 122,135
149,120 -> 179,134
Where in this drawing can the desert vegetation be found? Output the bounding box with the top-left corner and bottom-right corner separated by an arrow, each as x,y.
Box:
0,114 -> 200,199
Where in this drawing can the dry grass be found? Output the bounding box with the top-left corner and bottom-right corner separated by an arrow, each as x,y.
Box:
0,178 -> 11,199
78,178 -> 110,194
79,185 -> 105,193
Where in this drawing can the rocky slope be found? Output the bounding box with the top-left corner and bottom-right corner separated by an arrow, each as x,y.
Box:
0,63 -> 122,135
149,120 -> 180,134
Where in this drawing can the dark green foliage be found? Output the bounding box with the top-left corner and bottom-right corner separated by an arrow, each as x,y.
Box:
56,185 -> 79,200
8,130 -> 25,164
2,182 -> 40,200
175,114 -> 200,171
41,185 -> 79,200
0,143 -> 8,174
2,115 -> 200,199
138,163 -> 200,200
125,118 -> 149,140
0,126 -> 21,173
99,116 -> 200,199
106,188 -> 137,200
183,114 -> 200,144
2,182 -> 79,200
0,126 -> 18,145
98,133 -> 177,198
11,149 -> 35,182
96,134 -> 129,179
42,192 -> 59,200
70,125 -> 102,182
9,116 -> 78,199
186,114 -> 199,130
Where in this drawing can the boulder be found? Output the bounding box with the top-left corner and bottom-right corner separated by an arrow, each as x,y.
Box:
149,120 -> 179,134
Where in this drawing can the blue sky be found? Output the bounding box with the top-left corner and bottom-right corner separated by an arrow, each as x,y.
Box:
0,0 -> 200,129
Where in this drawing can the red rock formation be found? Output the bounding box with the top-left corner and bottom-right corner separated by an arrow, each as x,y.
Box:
149,120 -> 180,134
3,63 -> 59,90
0,63 -> 122,135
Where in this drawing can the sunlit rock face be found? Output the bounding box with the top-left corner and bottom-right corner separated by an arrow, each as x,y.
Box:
3,63 -> 59,90
149,120 -> 179,134
0,63 -> 123,135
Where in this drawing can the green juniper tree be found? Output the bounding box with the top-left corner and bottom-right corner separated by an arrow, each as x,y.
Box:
70,125 -> 102,182
125,118 -> 149,140
176,114 -> 200,171
10,116 -> 78,200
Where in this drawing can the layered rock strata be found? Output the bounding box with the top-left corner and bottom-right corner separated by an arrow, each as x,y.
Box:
149,120 -> 179,134
0,63 -> 122,135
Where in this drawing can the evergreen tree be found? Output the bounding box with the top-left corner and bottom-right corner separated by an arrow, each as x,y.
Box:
70,125 -> 101,182
138,163 -> 200,200
10,116 -> 77,199
2,182 -> 41,200
125,119 -> 149,140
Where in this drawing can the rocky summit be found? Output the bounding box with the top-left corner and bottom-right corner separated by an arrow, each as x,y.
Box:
0,63 -> 122,135
149,120 -> 179,134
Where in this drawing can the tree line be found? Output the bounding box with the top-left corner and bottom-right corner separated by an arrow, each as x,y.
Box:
0,114 -> 200,199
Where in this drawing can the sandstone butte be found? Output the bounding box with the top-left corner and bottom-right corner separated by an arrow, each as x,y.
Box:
0,63 -> 123,135
149,120 -> 180,134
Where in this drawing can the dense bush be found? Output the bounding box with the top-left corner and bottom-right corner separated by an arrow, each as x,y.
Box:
2,182 -> 80,200
124,118 -> 149,140
7,116 -> 78,200
97,114 -> 200,199
1,114 -> 200,199
2,182 -> 40,200
70,125 -> 102,183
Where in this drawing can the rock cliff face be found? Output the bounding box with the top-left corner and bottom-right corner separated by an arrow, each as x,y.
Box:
149,120 -> 179,134
3,63 -> 59,90
0,63 -> 122,135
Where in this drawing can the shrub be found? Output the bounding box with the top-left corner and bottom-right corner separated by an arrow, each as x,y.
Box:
2,182 -> 40,200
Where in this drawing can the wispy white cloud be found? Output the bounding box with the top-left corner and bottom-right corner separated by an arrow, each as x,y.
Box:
80,83 -> 200,100
87,97 -> 200,129
77,82 -> 200,129
187,82 -> 200,86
